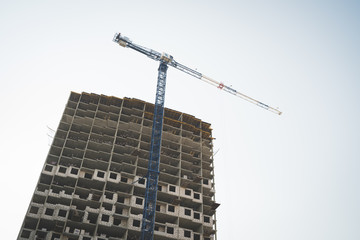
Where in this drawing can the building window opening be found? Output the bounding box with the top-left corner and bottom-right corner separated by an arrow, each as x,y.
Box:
169,185 -> 176,192
51,233 -> 61,239
88,213 -> 97,224
121,177 -> 128,183
101,214 -> 110,222
184,230 -> 191,238
118,197 -> 125,203
29,206 -> 39,214
114,218 -> 122,226
116,207 -> 123,215
135,198 -> 143,205
194,233 -> 200,240
167,227 -> 174,234
133,219 -> 140,227
45,208 -> 54,216
58,209 -> 67,217
59,166 -> 67,173
97,171 -> 105,178
105,192 -> 114,199
44,165 -> 53,172
194,193 -> 200,199
168,205 -> 175,212
104,203 -> 112,211
70,168 -> 79,175
21,230 -> 31,238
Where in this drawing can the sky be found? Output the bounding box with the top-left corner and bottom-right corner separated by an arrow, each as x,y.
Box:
1,0 -> 360,239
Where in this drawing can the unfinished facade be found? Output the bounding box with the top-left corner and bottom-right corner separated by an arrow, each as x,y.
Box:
18,92 -> 219,240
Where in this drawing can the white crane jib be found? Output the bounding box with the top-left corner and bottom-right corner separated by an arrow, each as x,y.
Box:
113,33 -> 282,115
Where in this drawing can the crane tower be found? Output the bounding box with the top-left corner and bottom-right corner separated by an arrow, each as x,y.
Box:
113,33 -> 281,240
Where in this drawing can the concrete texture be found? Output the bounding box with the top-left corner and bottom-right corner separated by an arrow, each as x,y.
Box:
18,92 -> 219,240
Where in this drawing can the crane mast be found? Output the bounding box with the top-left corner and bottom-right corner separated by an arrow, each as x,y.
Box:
140,61 -> 168,239
113,32 -> 281,240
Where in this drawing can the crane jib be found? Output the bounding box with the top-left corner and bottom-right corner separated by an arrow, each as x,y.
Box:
257,102 -> 270,109
224,86 -> 237,93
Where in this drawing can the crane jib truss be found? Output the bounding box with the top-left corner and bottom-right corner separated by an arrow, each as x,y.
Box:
112,32 -> 281,240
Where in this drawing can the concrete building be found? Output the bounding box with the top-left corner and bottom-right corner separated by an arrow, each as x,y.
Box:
18,92 -> 219,240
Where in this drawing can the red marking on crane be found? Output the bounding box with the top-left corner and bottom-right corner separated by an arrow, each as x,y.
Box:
218,83 -> 224,89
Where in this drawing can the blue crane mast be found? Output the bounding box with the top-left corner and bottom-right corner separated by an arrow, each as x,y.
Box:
112,32 -> 281,240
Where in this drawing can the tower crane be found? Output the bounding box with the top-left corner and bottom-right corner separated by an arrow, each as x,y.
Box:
113,32 -> 281,240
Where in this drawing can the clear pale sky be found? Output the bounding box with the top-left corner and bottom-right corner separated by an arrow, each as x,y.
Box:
1,1 -> 359,239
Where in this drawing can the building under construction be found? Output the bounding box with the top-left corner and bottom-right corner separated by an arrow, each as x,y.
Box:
18,92 -> 219,240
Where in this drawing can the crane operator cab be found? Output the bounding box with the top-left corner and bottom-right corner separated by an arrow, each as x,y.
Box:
160,52 -> 173,63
